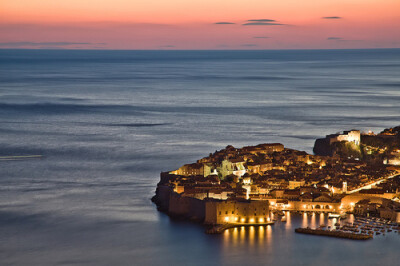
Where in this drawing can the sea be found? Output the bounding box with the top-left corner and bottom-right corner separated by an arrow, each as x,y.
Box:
1,49 -> 400,265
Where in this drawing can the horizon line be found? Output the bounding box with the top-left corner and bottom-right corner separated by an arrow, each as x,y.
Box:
1,47 -> 400,51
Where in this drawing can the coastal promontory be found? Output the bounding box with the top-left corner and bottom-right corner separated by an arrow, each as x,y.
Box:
153,127 -> 400,233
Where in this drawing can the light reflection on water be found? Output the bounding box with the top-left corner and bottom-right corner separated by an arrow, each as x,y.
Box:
222,213 -> 356,246
285,211 -> 291,229
215,211 -> 400,265
223,225 -> 272,252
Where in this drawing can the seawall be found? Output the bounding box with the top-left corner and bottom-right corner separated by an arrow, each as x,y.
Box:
295,228 -> 373,240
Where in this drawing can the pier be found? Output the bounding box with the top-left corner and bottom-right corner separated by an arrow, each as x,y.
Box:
295,227 -> 373,240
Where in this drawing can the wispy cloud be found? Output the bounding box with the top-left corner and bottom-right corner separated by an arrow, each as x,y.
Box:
0,41 -> 106,48
253,36 -> 270,39
214,22 -> 235,25
243,22 -> 285,26
243,19 -> 285,26
322,16 -> 342,19
327,37 -> 343,40
247,19 -> 276,22
241,44 -> 258,47
327,37 -> 363,42
159,45 -> 175,48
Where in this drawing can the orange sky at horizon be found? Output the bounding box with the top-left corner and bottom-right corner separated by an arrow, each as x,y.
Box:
1,0 -> 399,49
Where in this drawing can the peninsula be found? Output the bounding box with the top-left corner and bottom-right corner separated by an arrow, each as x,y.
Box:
152,126 -> 400,235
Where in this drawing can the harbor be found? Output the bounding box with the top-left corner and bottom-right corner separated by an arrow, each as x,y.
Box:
205,210 -> 400,238
293,212 -> 400,240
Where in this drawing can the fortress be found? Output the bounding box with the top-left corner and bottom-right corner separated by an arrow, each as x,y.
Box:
313,130 -> 361,156
327,130 -> 361,145
153,172 -> 271,226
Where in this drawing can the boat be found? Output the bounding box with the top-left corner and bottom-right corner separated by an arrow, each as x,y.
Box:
328,213 -> 341,219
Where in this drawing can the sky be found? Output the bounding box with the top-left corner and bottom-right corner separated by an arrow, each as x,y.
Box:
0,0 -> 400,49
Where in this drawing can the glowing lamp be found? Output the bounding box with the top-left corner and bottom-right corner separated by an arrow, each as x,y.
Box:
259,218 -> 264,223
250,218 -> 255,223
241,218 -> 245,223
224,217 -> 229,222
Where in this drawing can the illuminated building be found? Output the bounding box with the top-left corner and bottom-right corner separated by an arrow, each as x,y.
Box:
204,199 -> 270,225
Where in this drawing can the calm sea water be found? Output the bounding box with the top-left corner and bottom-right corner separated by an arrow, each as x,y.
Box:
1,49 -> 400,265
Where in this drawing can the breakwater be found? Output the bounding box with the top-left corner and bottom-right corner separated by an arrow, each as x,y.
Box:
206,222 -> 275,234
295,228 -> 373,240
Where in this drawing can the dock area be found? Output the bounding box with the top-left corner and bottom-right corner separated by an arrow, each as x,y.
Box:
295,227 -> 373,240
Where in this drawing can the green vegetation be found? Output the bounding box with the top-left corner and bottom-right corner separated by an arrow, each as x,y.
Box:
332,141 -> 362,159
